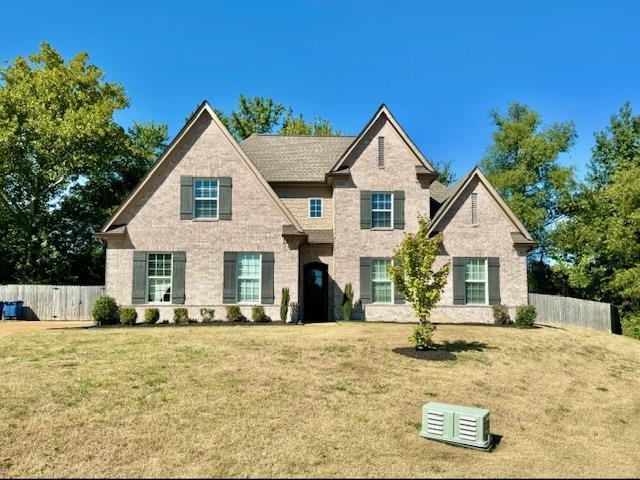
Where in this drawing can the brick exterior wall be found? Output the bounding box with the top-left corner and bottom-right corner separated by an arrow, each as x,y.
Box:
272,185 -> 333,230
104,113 -> 299,323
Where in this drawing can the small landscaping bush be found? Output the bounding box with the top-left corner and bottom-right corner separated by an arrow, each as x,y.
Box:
342,283 -> 354,320
252,305 -> 271,323
226,305 -> 245,322
492,304 -> 512,325
280,287 -> 290,322
119,307 -> 138,326
174,307 -> 189,325
92,295 -> 120,326
200,308 -> 215,323
144,308 -> 160,325
621,314 -> 640,340
515,304 -> 537,327
409,320 -> 436,350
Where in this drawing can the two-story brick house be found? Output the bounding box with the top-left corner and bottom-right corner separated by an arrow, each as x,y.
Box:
98,101 -> 535,323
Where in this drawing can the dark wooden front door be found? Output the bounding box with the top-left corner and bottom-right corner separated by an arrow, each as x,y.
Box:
303,262 -> 328,322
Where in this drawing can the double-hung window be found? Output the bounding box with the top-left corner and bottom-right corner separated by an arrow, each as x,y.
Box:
309,198 -> 323,218
237,253 -> 261,303
371,192 -> 393,228
465,258 -> 487,304
372,259 -> 393,303
148,253 -> 172,303
194,178 -> 218,219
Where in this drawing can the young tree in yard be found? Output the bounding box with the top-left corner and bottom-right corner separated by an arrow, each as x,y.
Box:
389,216 -> 450,349
480,102 -> 577,293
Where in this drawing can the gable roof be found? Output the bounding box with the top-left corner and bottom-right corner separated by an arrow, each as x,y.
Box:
429,166 -> 536,245
101,101 -> 304,234
240,135 -> 355,182
330,104 -> 437,175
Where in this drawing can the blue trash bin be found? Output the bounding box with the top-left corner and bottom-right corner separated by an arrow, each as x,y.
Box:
3,301 -> 24,319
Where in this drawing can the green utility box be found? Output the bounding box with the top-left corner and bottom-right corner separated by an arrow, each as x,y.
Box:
420,402 -> 491,450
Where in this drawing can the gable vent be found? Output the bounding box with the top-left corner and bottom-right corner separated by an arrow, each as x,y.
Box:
378,136 -> 385,168
420,402 -> 492,450
471,192 -> 478,224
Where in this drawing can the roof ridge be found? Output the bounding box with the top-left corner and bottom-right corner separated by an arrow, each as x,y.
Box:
254,134 -> 356,138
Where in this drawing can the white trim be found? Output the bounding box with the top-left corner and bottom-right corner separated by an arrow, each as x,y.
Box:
308,197 -> 323,219
194,178 -> 219,220
371,258 -> 394,304
371,192 -> 393,229
464,258 -> 488,305
236,253 -> 262,304
147,253 -> 173,304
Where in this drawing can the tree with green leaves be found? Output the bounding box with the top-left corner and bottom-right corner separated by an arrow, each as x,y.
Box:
389,216 -> 449,348
215,95 -> 339,140
553,102 -> 640,333
480,102 -> 577,262
431,158 -> 458,187
0,42 -> 167,284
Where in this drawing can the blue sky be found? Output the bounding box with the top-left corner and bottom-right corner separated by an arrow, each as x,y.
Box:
2,0 -> 639,181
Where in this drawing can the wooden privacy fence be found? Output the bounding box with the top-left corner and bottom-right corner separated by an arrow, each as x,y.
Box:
0,285 -> 105,321
529,293 -> 621,334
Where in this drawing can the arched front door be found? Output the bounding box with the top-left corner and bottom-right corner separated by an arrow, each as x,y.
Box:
303,262 -> 328,322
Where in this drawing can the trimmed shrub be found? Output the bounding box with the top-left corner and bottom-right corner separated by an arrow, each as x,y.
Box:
200,308 -> 215,323
342,283 -> 354,321
144,308 -> 160,325
173,307 -> 189,325
622,314 -> 640,340
92,295 -> 120,326
226,305 -> 245,322
515,304 -> 537,327
119,307 -> 138,326
492,304 -> 512,325
280,287 -> 290,322
410,320 -> 436,350
252,306 -> 271,323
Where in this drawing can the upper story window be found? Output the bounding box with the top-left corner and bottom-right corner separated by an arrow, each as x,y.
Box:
237,253 -> 261,304
465,258 -> 487,304
194,178 -> 219,219
309,198 -> 323,218
148,253 -> 172,303
378,136 -> 385,168
371,192 -> 393,228
471,192 -> 478,225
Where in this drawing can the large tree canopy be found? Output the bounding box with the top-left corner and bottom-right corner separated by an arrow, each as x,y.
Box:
553,102 -> 640,318
480,102 -> 577,285
0,42 -> 167,284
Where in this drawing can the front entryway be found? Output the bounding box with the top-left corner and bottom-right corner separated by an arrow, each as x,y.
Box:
303,262 -> 328,322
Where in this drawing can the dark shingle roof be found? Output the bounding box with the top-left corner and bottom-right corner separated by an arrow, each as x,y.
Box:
430,180 -> 451,204
240,135 -> 356,182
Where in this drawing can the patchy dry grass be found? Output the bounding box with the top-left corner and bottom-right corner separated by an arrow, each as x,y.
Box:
0,321 -> 639,478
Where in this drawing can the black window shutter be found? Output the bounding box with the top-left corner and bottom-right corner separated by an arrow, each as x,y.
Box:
261,252 -> 275,304
360,257 -> 372,304
172,252 -> 186,304
132,251 -> 147,304
223,252 -> 237,304
360,191 -> 371,229
219,177 -> 232,220
488,257 -> 501,305
452,257 -> 466,305
393,190 -> 405,229
180,175 -> 193,220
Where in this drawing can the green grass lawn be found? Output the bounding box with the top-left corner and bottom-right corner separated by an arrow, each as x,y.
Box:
0,321 -> 639,478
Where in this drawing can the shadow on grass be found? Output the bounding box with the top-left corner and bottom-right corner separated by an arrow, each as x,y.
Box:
392,340 -> 492,361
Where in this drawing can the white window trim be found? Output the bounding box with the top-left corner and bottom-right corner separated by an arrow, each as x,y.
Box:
371,258 -> 394,304
465,258 -> 488,305
371,192 -> 394,230
308,197 -> 323,219
147,253 -> 172,304
194,178 -> 219,220
237,253 -> 262,305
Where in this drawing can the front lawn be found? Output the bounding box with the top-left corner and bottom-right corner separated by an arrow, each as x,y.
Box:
0,321 -> 638,478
